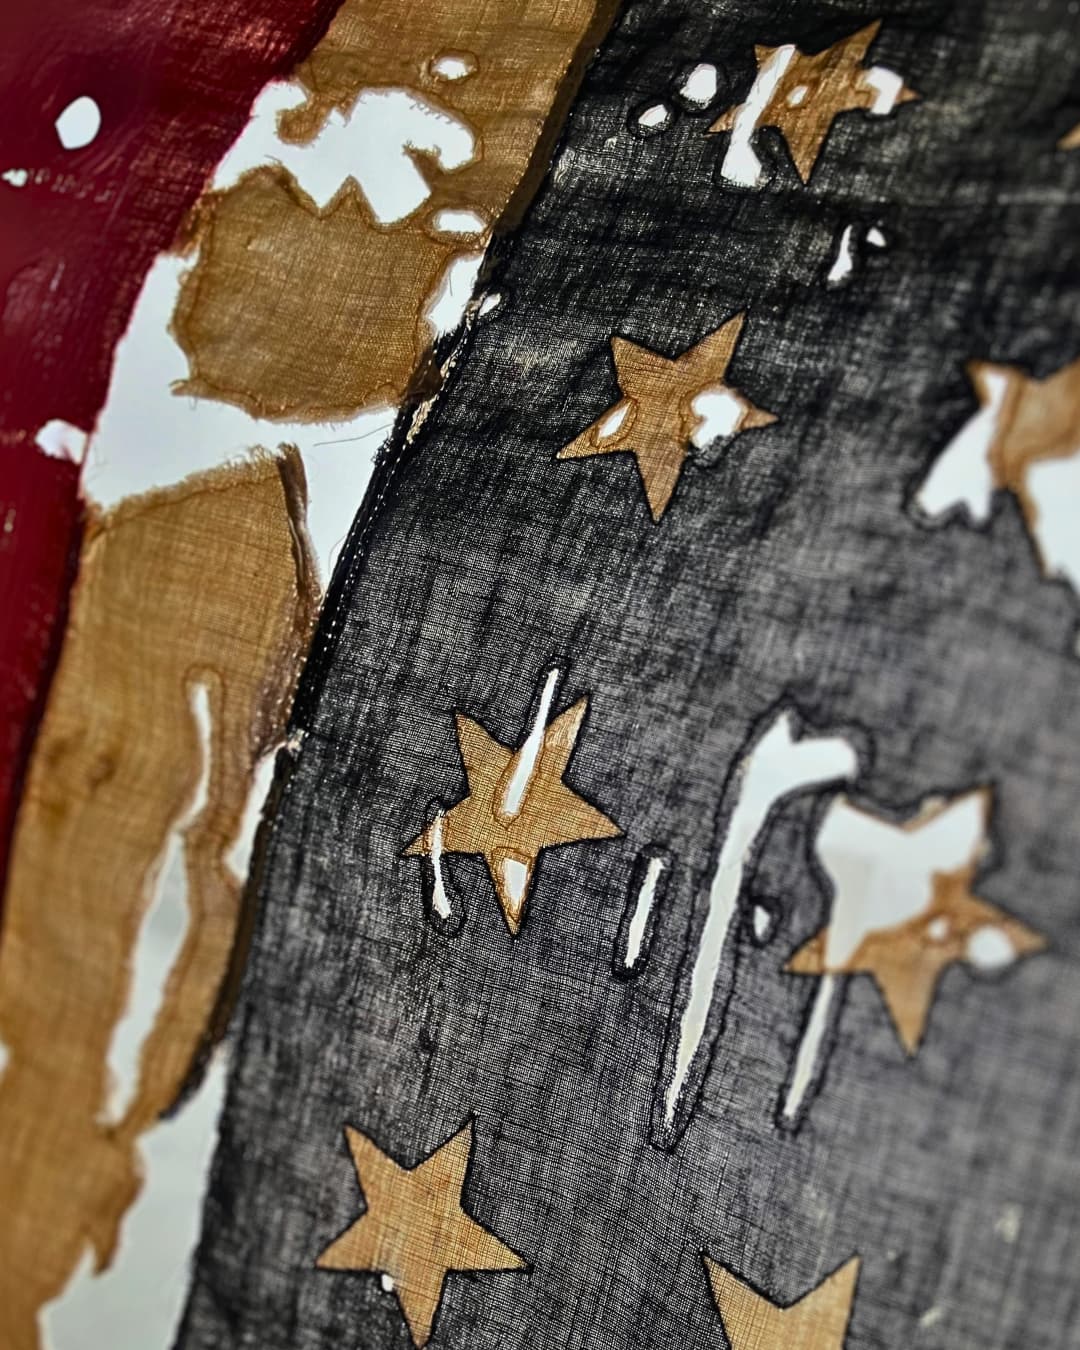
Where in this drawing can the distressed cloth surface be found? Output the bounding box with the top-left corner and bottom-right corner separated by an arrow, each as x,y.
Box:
179,1 -> 1080,1347
0,0 -> 339,443
0,453 -> 318,1350
171,0 -> 612,422
0,0 -> 339,917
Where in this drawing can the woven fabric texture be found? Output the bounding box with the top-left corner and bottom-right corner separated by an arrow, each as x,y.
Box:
178,1 -> 1080,1346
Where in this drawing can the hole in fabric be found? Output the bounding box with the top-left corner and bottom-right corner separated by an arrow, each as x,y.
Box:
596,399 -> 633,441
689,386 -> 747,448
781,788 -> 1043,1124
2,168 -> 29,188
635,101 -> 673,134
431,208 -> 487,235
917,356 -> 1080,592
558,315 -> 774,520
43,1057 -> 228,1349
678,64 -> 718,107
915,368 -> 1008,524
823,794 -> 988,968
658,708 -> 857,1140
419,800 -> 467,938
431,52 -> 477,81
425,251 -> 484,337
403,667 -> 620,936
35,419 -> 88,462
862,65 -> 906,115
223,745 -> 278,883
428,808 -> 453,922
498,667 -> 560,821
718,44 -> 795,186
500,857 -> 530,926
747,898 -> 780,946
782,972 -> 841,1127
712,32 -> 916,188
55,95 -> 101,150
616,850 -> 671,977
86,250 -> 395,581
1025,454 -> 1080,593
103,682 -> 213,1124
479,290 -> 503,317
826,224 -> 856,285
966,924 -> 1020,971
214,83 -> 476,222
867,226 -> 886,247
782,793 -> 989,1125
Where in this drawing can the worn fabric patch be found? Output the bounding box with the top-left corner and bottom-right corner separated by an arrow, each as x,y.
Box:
0,452 -> 317,1350
0,0 -> 339,446
0,0 -> 341,923
179,1 -> 1080,1348
171,0 -> 612,420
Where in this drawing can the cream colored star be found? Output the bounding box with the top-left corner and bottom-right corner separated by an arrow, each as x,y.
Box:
405,670 -> 621,932
705,1255 -> 861,1349
557,315 -> 775,520
317,1122 -> 525,1347
711,23 -> 917,183
787,791 -> 1046,1054
1059,123 -> 1080,150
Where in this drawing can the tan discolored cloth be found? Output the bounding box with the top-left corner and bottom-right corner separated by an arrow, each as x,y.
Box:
557,316 -> 776,522
0,450 -> 318,1350
404,694 -> 622,935
704,1255 -> 861,1349
173,171 -> 456,420
317,1122 -> 525,1347
787,865 -> 1046,1055
972,356 -> 1080,532
710,24 -> 917,184
172,0 -> 609,420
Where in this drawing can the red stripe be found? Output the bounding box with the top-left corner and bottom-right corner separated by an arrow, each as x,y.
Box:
0,0 -> 342,913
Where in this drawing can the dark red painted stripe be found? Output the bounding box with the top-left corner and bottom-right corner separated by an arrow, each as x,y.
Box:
0,0 -> 342,915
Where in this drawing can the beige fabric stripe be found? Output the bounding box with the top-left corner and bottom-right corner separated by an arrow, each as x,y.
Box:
172,0 -> 610,420
0,449 -> 318,1350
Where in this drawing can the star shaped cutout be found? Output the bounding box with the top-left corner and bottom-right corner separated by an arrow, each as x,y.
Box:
1060,123 -> 1080,150
710,23 -> 917,183
969,356 -> 1080,530
788,859 -> 1046,1054
317,1121 -> 525,1347
704,1255 -> 860,1349
557,315 -> 775,520
405,673 -> 621,933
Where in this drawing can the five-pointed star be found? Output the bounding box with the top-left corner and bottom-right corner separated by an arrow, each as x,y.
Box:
405,693 -> 621,933
710,23 -> 917,183
788,864 -> 1045,1054
557,315 -> 775,520
317,1121 -> 525,1347
705,1255 -> 860,1349
968,356 -> 1080,527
